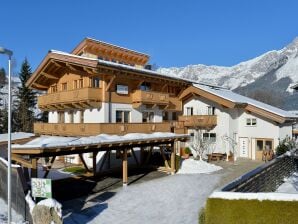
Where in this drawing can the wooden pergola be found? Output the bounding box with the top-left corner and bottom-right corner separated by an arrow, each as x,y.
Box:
11,135 -> 189,186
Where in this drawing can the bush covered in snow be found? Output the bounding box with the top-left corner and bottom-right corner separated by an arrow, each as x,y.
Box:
276,137 -> 296,156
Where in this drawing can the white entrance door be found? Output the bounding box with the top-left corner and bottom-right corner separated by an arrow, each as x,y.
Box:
239,137 -> 249,157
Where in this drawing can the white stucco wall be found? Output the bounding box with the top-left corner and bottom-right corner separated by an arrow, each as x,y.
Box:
48,111 -> 58,123
84,106 -> 106,123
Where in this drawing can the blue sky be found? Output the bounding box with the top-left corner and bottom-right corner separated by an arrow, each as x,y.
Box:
0,0 -> 298,74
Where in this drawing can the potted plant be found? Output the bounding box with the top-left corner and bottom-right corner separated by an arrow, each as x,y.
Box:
182,147 -> 191,159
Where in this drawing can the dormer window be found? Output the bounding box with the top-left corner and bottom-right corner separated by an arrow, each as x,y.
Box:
61,82 -> 67,91
51,85 -> 57,93
140,82 -> 151,91
91,77 -> 100,88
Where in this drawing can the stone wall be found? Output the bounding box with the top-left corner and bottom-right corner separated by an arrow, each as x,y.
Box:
222,149 -> 297,192
0,159 -> 32,223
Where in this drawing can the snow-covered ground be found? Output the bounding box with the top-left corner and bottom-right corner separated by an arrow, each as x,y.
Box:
0,198 -> 25,224
276,172 -> 298,194
0,132 -> 34,143
63,173 -> 221,224
177,158 -> 222,174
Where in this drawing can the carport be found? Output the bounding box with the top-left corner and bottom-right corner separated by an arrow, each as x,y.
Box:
11,134 -> 189,186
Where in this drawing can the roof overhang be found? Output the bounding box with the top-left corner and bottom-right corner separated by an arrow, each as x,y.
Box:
180,86 -> 295,124
27,51 -> 191,90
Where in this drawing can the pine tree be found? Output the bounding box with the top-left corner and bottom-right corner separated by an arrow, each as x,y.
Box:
0,68 -> 6,88
0,103 -> 8,134
14,59 -> 36,132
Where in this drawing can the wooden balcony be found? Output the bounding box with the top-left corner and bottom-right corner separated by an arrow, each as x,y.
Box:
34,122 -> 177,136
178,115 -> 217,129
38,88 -> 102,110
132,90 -> 170,108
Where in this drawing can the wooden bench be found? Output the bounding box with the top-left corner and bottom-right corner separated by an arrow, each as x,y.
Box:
207,153 -> 227,162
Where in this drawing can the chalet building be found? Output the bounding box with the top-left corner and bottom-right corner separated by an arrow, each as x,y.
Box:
27,37 -> 297,164
180,84 -> 297,160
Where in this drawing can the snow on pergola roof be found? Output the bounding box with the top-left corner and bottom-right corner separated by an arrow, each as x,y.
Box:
12,132 -> 189,150
0,132 -> 35,143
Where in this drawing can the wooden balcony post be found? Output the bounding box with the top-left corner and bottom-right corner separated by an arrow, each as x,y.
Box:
170,142 -> 176,175
122,148 -> 128,186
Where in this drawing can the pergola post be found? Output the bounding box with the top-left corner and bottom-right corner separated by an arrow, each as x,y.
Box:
170,142 -> 176,175
31,158 -> 38,178
122,148 -> 128,186
93,151 -> 98,177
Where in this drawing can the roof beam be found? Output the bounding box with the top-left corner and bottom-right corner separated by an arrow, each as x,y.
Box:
32,83 -> 48,90
105,75 -> 116,91
41,72 -> 59,80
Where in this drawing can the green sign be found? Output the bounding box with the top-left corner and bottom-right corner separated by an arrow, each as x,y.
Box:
31,178 -> 52,198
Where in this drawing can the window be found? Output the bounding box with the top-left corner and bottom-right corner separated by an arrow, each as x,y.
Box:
172,112 -> 177,121
162,111 -> 168,121
246,118 -> 257,126
142,111 -> 154,122
140,82 -> 151,91
116,110 -> 130,123
78,79 -> 83,88
51,85 -> 57,93
207,106 -> 215,115
116,85 -> 129,95
203,133 -> 216,142
58,112 -> 65,123
61,82 -> 67,91
186,107 -> 193,116
91,77 -> 100,88
168,86 -> 177,95
74,79 -> 83,89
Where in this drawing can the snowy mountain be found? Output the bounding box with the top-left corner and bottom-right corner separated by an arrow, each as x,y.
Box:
158,37 -> 298,110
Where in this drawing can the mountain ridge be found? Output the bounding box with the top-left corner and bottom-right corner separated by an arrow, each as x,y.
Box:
158,37 -> 298,110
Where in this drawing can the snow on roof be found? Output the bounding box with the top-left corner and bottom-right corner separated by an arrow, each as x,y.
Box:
86,37 -> 149,57
0,132 -> 35,143
12,132 -> 188,149
210,191 -> 298,201
49,50 -> 194,84
194,83 -> 298,118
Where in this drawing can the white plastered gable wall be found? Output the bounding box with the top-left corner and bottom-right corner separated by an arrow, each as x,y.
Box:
183,96 -> 293,160
183,96 -> 234,155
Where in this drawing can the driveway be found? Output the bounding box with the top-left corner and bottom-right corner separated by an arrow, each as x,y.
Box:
62,158 -> 262,224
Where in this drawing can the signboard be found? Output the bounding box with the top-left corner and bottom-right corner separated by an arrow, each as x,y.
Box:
31,178 -> 52,198
116,85 -> 128,95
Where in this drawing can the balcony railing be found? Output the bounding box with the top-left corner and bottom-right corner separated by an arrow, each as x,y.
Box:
132,90 -> 170,108
34,122 -> 177,136
38,88 -> 102,110
178,115 -> 217,128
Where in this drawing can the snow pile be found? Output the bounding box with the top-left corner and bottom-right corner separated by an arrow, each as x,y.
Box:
0,198 -> 25,224
177,158 -> 222,174
13,132 -> 186,149
276,172 -> 298,194
0,132 -> 34,143
210,191 -> 298,201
